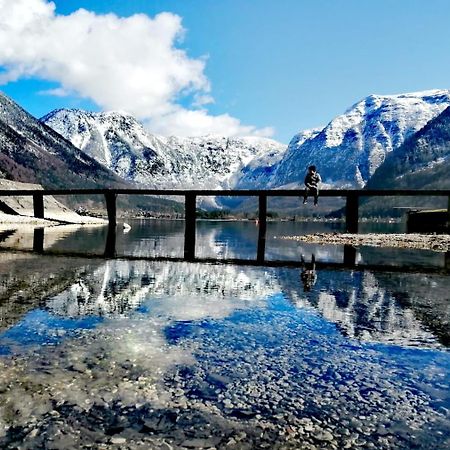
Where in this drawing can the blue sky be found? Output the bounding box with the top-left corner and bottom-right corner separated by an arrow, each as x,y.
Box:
1,0 -> 450,142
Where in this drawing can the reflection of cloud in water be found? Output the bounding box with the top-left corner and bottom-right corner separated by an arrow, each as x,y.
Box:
197,227 -> 229,258
0,261 -> 278,439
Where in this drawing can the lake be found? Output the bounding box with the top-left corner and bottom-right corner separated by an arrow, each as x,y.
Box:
0,220 -> 449,449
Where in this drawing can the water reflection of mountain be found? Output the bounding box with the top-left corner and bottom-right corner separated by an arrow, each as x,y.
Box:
0,220 -> 187,257
45,260 -> 278,321
277,267 -> 449,348
1,260 -> 449,449
38,253 -> 450,350
372,272 -> 450,346
0,224 -> 98,251
44,220 -> 186,257
0,252 -> 103,332
2,222 -> 449,449
196,220 -> 347,262
1,220 -> 449,349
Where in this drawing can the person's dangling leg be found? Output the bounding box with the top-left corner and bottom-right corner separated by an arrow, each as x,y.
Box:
313,187 -> 319,205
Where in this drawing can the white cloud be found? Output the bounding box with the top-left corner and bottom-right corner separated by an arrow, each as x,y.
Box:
146,108 -> 274,137
192,93 -> 215,107
38,87 -> 71,97
0,0 -> 273,138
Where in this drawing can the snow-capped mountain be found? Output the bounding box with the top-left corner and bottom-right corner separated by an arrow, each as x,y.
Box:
368,102 -> 450,190
0,92 -> 126,190
41,109 -> 287,193
269,89 -> 450,188
41,90 -> 450,196
235,128 -> 322,189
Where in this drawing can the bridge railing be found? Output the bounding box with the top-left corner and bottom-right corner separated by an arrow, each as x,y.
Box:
1,188 -> 449,261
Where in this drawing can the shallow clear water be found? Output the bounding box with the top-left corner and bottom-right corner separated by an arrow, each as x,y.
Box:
0,219 -> 446,267
0,221 -> 449,449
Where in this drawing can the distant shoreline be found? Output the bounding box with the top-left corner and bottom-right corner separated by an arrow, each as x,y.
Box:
0,213 -> 403,225
114,215 -> 402,223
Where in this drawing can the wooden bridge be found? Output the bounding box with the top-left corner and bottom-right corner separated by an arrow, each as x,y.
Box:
0,188 -> 449,263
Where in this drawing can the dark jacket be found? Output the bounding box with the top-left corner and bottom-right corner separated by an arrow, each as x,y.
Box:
304,172 -> 321,189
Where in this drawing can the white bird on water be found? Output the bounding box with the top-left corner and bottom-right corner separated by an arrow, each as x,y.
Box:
123,222 -> 131,233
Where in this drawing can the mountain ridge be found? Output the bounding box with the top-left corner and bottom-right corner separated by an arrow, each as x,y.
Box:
41,108 -> 287,197
268,89 -> 450,189
41,89 -> 450,202
0,92 -> 185,214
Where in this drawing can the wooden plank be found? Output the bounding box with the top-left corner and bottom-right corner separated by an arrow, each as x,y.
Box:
257,194 -> 267,262
184,194 -> 197,260
33,192 -> 45,219
345,194 -> 359,233
104,192 -> 117,227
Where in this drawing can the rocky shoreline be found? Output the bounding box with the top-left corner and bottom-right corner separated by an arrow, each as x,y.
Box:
280,233 -> 450,252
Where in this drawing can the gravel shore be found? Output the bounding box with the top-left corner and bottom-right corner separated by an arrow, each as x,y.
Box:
280,232 -> 450,252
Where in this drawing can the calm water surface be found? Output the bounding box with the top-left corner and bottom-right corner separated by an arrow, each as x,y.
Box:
0,220 -> 448,449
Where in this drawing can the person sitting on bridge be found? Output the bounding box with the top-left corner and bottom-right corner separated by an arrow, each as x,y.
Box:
303,165 -> 322,206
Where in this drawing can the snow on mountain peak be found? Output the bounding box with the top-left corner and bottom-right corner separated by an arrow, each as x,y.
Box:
41,109 -> 287,192
270,89 -> 450,188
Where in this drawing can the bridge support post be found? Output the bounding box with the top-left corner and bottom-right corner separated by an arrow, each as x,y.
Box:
33,192 -> 45,219
345,194 -> 359,233
184,194 -> 197,260
343,244 -> 357,266
257,194 -> 267,262
447,195 -> 450,228
104,192 -> 117,227
104,224 -> 117,258
33,228 -> 44,253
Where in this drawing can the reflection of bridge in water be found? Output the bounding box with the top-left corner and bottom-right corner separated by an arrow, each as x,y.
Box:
1,236 -> 448,349
1,187 -> 449,271
0,226 -> 444,275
